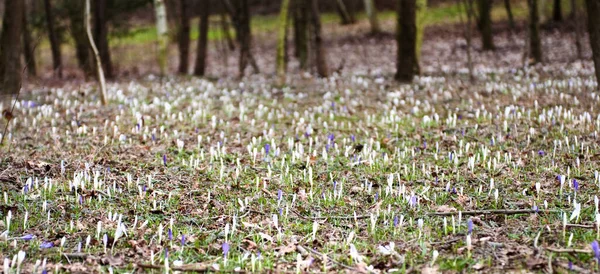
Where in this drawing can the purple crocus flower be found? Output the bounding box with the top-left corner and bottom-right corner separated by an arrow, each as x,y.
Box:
374,193 -> 378,201
181,234 -> 186,246
393,216 -> 399,227
79,195 -> 83,205
351,135 -> 355,142
279,208 -> 283,215
165,248 -> 169,259
573,180 -> 579,192
265,144 -> 270,155
222,242 -> 230,256
467,218 -> 474,234
21,234 -> 34,241
162,154 -> 167,166
538,150 -> 545,156
592,241 -> 600,262
277,189 -> 282,201
409,195 -> 417,207
152,133 -> 156,142
40,242 -> 54,249
168,229 -> 173,241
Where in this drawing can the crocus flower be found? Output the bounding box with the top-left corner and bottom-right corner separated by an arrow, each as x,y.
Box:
20,234 -> 35,241
538,150 -> 545,156
467,218 -> 474,234
573,180 -> 579,192
162,154 -> 167,166
222,242 -> 230,257
393,216 -> 399,227
265,144 -> 270,155
39,242 -> 54,249
181,234 -> 186,246
168,229 -> 173,241
592,240 -> 600,262
277,189 -> 282,201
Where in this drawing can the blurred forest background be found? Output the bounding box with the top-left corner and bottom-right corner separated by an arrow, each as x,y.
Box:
0,0 -> 598,93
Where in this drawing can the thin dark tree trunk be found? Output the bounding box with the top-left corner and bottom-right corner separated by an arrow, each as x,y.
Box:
553,0 -> 562,21
44,0 -> 63,78
194,0 -> 210,76
236,0 -> 252,76
310,0 -> 329,77
0,0 -> 24,98
293,0 -> 309,69
67,0 -> 94,78
504,0 -> 515,30
477,0 -> 494,51
586,0 -> 600,90
395,0 -> 417,82
528,0 -> 543,64
178,0 -> 191,74
94,0 -> 114,79
22,1 -> 37,77
221,12 -> 235,51
335,0 -> 354,25
573,0 -> 582,59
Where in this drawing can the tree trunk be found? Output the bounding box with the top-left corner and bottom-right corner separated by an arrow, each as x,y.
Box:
154,0 -> 169,77
573,0 -> 582,59
364,0 -> 380,34
66,0 -> 94,78
528,0 -> 543,64
236,0 -> 252,77
44,0 -> 63,78
22,1 -> 37,77
85,0 -> 108,105
277,0 -> 291,78
553,0 -> 562,21
586,0 -> 600,90
477,0 -> 494,51
94,0 -> 114,79
335,0 -> 354,25
194,0 -> 210,76
0,0 -> 24,98
504,0 -> 515,30
310,0 -> 329,77
395,0 -> 417,82
293,0 -> 309,69
177,0 -> 191,74
221,12 -> 235,51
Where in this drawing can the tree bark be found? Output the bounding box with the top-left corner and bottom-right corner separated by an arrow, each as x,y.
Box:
553,0 -> 562,21
335,0 -> 354,25
477,0 -> 494,51
236,0 -> 252,77
0,0 -> 24,98
528,0 -> 543,64
277,0 -> 291,78
310,0 -> 329,77
22,1 -> 37,77
504,0 -> 515,30
364,0 -> 380,34
44,0 -> 63,78
293,0 -> 309,69
85,0 -> 108,105
573,0 -> 582,59
395,0 -> 417,82
194,0 -> 210,76
154,0 -> 169,77
94,0 -> 114,79
177,0 -> 191,74
66,0 -> 94,78
586,0 -> 600,90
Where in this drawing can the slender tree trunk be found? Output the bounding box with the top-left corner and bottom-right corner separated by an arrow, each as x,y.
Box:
194,0 -> 210,76
395,0 -> 417,82
460,0 -> 475,82
154,0 -> 169,77
293,0 -> 309,69
477,0 -> 494,51
22,1 -> 37,77
44,0 -> 63,78
573,0 -> 582,60
236,0 -> 252,77
0,0 -> 24,98
277,0 -> 291,78
553,0 -> 562,21
504,0 -> 515,30
94,0 -> 114,79
364,0 -> 380,34
528,0 -> 543,64
336,0 -> 354,25
85,0 -> 107,105
310,0 -> 329,77
66,0 -> 94,78
177,0 -> 191,74
221,12 -> 235,51
586,0 -> 600,90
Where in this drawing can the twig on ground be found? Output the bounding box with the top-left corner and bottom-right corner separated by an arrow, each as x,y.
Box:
426,209 -> 560,216
297,245 -> 357,271
545,246 -> 592,254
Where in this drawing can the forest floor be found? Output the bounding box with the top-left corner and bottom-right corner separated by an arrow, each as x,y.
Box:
1,13 -> 600,274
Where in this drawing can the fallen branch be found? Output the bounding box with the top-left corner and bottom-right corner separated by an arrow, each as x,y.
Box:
545,246 -> 592,254
426,209 -> 560,216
